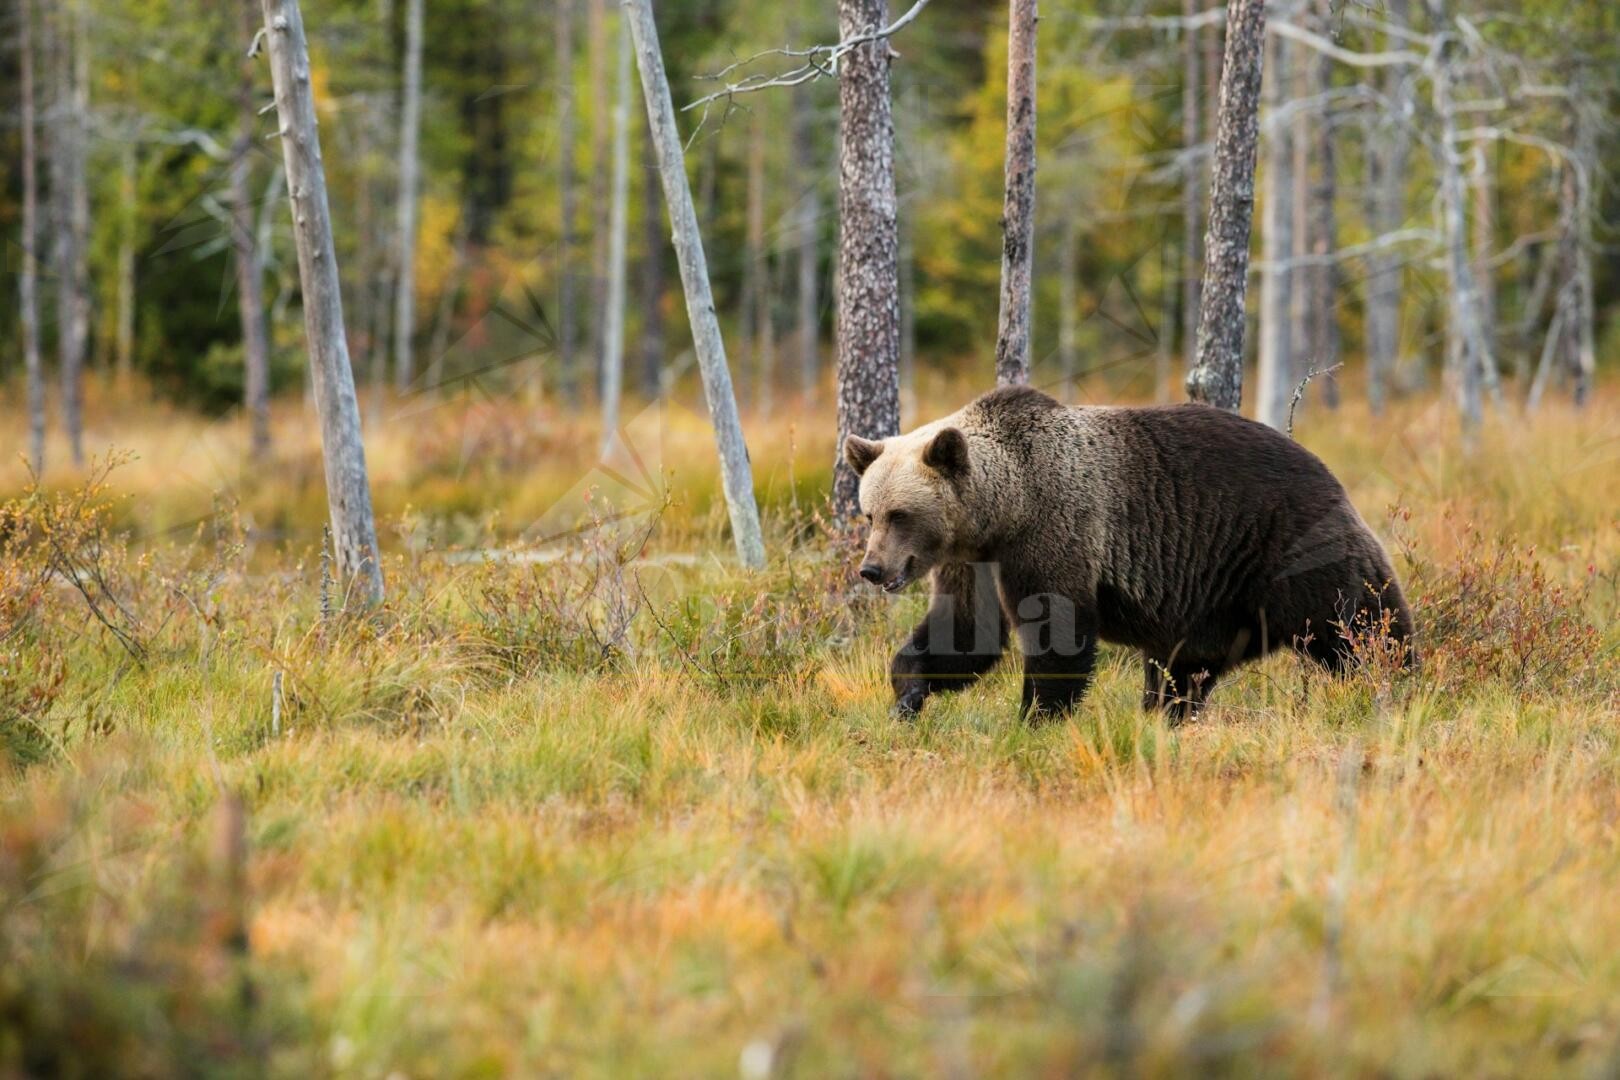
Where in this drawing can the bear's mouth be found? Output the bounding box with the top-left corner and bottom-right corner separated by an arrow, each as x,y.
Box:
879,558 -> 915,593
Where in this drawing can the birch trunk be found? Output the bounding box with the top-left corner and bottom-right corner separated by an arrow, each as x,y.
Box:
259,0 -> 386,603
638,117 -> 666,399
392,0 -> 425,392
832,0 -> 902,520
1180,0 -> 1202,370
1363,0 -> 1409,413
51,0 -> 90,466
588,0 -> 610,372
1186,0 -> 1265,411
624,0 -> 765,568
19,0 -> 45,473
115,134 -> 137,389
1304,13 -> 1339,409
1569,95 -> 1596,407
1255,30 -> 1294,430
994,0 -> 1038,387
599,17 -> 630,455
1426,10 -> 1490,433
793,75 -> 821,400
1469,145 -> 1496,360
556,0 -> 579,400
235,0 -> 272,457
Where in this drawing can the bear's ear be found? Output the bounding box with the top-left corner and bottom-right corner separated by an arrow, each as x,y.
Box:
843,435 -> 885,476
923,427 -> 969,478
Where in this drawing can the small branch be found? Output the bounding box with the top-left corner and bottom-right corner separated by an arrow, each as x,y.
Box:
1287,364 -> 1345,439
682,0 -> 933,114
1269,19 -> 1424,69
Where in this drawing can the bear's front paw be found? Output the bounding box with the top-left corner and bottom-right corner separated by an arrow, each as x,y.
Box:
892,683 -> 928,719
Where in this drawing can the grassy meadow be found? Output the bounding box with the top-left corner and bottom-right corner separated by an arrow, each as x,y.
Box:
2,375 -> 1619,1076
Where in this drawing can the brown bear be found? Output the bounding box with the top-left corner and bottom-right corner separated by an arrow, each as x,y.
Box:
844,386 -> 1414,720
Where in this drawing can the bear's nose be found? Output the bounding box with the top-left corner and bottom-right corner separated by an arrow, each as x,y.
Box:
858,563 -> 884,584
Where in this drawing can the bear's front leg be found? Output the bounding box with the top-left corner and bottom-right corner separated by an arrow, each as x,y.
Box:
891,563 -> 1007,717
1008,589 -> 1098,720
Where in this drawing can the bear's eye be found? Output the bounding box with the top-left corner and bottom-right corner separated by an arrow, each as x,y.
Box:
887,510 -> 910,527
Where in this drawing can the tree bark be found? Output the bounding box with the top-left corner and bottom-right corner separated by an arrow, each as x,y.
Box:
1180,0 -> 1202,372
50,0 -> 90,466
392,0 -> 425,392
994,0 -> 1038,387
113,119 -> 138,388
234,0 -> 272,458
1304,11 -> 1339,409
832,0 -> 902,520
1425,6 -> 1490,434
259,0 -> 386,603
625,0 -> 765,568
1469,144 -> 1496,364
1568,92 -> 1596,407
1255,30 -> 1294,431
1363,0 -> 1409,413
637,114 -> 666,399
793,75 -> 821,400
599,16 -> 630,455
1186,0 -> 1265,411
556,0 -> 579,401
588,0 -> 611,374
19,0 -> 45,473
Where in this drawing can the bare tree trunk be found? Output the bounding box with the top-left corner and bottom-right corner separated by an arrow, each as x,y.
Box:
1363,0 -> 1409,413
588,0 -> 610,376
259,0 -> 386,603
19,0 -> 45,474
1255,29 -> 1293,429
1305,15 -> 1339,409
599,16 -> 630,455
556,0 -> 579,401
994,0 -> 1038,387
1425,6 -> 1490,434
1186,0 -> 1265,411
1157,233 -> 1174,403
1569,93 -> 1597,407
832,0 -> 902,519
625,0 -> 765,568
51,0 -> 90,466
233,0 -> 272,458
793,75 -> 821,400
637,116 -> 665,399
1469,144 -> 1496,363
392,0 -> 424,392
1180,0 -> 1202,373
114,133 -> 137,389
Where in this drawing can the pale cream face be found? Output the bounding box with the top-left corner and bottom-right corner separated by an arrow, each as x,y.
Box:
848,429 -> 964,592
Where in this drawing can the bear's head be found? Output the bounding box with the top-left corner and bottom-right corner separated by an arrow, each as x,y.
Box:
844,426 -> 972,592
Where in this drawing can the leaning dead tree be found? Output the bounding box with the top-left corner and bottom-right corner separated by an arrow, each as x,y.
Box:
624,0 -> 766,568
1186,0 -> 1266,410
257,0 -> 386,604
994,0 -> 1039,387
832,0 -> 903,521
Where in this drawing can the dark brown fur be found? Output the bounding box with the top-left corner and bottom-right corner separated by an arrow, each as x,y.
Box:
847,386 -> 1415,720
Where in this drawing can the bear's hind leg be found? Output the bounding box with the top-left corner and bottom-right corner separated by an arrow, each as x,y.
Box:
891,563 -> 1007,717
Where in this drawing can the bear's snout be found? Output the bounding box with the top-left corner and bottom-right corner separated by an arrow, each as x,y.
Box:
858,562 -> 884,584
